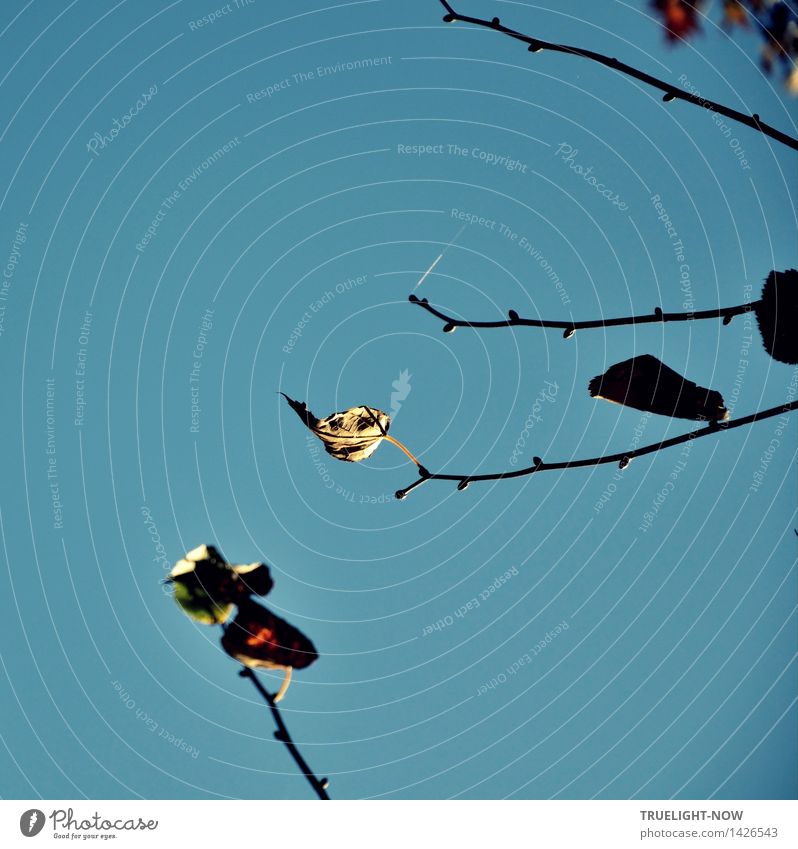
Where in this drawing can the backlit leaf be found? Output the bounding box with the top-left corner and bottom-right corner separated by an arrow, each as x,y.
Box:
221,600 -> 319,671
168,544 -> 273,625
281,394 -> 391,462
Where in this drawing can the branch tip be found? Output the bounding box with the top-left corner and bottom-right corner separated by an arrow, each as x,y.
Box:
393,402 -> 798,500
412,294 -> 759,335
433,0 -> 798,151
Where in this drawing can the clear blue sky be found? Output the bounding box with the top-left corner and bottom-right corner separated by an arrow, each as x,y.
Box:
0,0 -> 796,800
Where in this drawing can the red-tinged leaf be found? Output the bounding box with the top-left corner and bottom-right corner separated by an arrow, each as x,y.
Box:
221,600 -> 318,670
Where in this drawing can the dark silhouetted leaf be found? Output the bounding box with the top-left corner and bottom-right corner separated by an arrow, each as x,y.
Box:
221,599 -> 318,671
232,561 -> 274,597
168,545 -> 273,625
754,269 -> 798,364
589,355 -> 729,421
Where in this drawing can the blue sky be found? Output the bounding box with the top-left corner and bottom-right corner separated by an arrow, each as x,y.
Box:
0,0 -> 796,800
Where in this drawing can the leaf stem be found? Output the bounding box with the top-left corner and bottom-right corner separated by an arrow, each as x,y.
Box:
382,433 -> 426,468
362,405 -> 430,474
273,666 -> 292,703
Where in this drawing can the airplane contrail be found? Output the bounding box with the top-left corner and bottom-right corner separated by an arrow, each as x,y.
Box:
412,223 -> 467,290
413,253 -> 443,290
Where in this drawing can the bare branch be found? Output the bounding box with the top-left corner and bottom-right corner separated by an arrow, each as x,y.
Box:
433,1 -> 798,152
409,293 -> 756,337
395,400 -> 798,498
239,668 -> 330,800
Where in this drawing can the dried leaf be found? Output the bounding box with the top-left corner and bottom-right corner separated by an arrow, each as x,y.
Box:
281,394 -> 390,462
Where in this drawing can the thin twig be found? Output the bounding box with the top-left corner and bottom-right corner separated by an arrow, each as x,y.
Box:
434,0 -> 798,152
409,293 -> 756,336
395,400 -> 798,498
239,668 -> 330,800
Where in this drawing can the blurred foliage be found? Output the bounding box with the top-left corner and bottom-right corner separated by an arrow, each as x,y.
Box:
167,544 -> 273,625
649,0 -> 798,94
